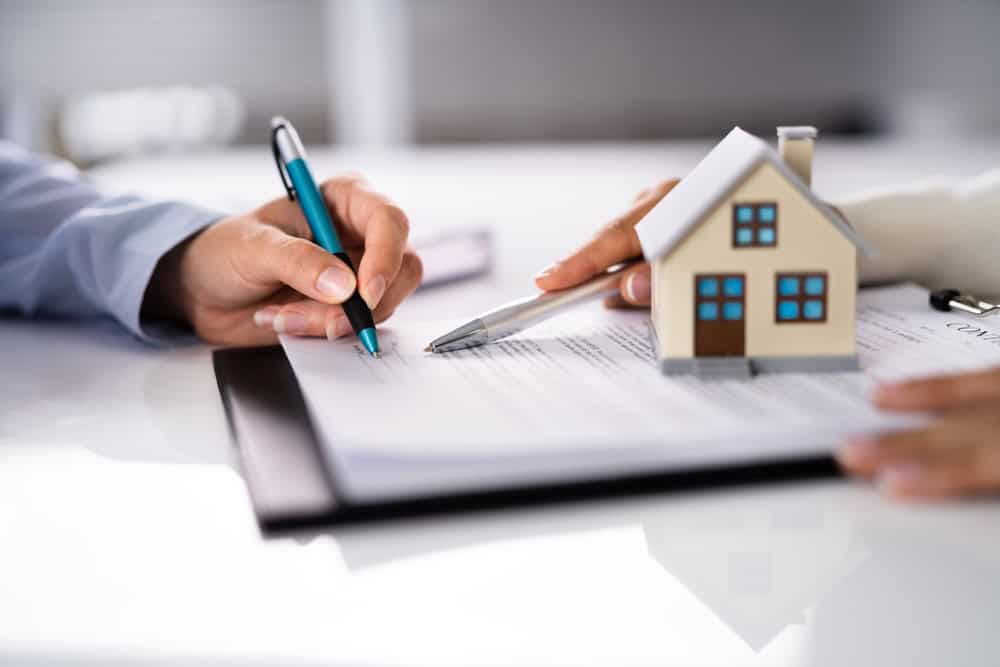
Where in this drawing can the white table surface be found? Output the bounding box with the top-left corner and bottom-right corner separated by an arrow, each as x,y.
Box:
3,138 -> 1000,666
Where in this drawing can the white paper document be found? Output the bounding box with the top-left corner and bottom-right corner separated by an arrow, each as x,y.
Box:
281,284 -> 1000,501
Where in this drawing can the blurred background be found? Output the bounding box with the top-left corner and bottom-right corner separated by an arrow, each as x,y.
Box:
2,0 -> 999,162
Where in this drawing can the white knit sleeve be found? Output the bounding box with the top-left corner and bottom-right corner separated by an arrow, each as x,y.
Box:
835,169 -> 1000,297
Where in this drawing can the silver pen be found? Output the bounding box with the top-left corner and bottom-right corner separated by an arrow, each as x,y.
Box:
425,260 -> 641,353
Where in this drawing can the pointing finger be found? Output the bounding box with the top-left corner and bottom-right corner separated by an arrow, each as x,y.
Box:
320,176 -> 410,310
535,179 -> 677,292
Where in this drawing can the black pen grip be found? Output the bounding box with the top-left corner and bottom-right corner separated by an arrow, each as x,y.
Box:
334,252 -> 375,333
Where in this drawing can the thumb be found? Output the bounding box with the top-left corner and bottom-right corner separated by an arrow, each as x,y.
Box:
620,262 -> 652,306
245,226 -> 357,304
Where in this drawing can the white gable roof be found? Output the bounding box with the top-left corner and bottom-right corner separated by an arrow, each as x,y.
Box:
637,126 -> 876,259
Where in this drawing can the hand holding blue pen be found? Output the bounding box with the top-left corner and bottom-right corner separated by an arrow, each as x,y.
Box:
270,116 -> 400,356
138,124 -> 420,347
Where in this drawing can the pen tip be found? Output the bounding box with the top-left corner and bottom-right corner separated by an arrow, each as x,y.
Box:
423,345 -> 433,353
371,350 -> 382,359
270,115 -> 287,130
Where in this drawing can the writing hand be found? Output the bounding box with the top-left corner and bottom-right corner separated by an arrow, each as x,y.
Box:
145,174 -> 422,345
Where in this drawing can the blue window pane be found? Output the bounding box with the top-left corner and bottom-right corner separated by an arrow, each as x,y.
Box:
758,227 -> 776,245
778,300 -> 799,320
778,277 -> 799,296
759,205 -> 776,223
698,303 -> 719,321
736,206 -> 754,223
804,276 -> 825,295
735,228 -> 753,245
723,276 -> 743,297
698,278 -> 719,297
723,302 -> 743,320
804,300 -> 824,320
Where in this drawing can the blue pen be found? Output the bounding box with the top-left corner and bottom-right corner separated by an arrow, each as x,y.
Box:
270,116 -> 380,357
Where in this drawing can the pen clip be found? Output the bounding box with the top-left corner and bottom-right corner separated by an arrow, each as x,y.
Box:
270,123 -> 297,202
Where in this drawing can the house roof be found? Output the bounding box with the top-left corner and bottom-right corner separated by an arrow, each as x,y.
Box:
636,126 -> 876,260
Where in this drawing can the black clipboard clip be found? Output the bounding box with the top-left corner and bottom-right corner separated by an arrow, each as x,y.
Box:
930,288 -> 1000,317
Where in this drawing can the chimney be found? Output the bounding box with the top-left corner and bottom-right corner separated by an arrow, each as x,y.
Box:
776,126 -> 817,187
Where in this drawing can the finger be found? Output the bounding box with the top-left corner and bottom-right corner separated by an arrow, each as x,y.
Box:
632,185 -> 658,202
875,444 -> 1000,500
321,176 -> 410,309
371,250 -> 423,321
534,179 -> 678,292
257,175 -> 411,311
259,300 -> 333,337
254,196 -> 313,239
257,299 -> 356,339
237,225 -> 357,304
870,413 -> 1000,499
252,304 -> 282,330
836,407 -> 1000,475
197,308 -> 281,346
835,427 -> 945,476
873,367 -> 1000,412
193,287 -> 304,346
325,251 -> 424,338
217,321 -> 280,346
619,262 -> 652,306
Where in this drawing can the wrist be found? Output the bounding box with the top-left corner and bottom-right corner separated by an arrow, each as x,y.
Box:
141,232 -> 199,327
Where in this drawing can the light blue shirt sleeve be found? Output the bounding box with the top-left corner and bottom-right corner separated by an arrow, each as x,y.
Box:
0,141 -> 223,343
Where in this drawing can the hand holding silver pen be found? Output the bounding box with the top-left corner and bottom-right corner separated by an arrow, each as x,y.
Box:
426,180 -> 678,353
425,259 -> 643,353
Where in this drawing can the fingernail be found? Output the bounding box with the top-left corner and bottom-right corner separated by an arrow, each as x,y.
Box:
253,306 -> 280,328
835,436 -> 878,467
361,274 -> 387,310
534,262 -> 560,279
273,311 -> 308,335
624,271 -> 650,303
316,266 -> 356,302
326,315 -> 351,340
877,462 -> 924,496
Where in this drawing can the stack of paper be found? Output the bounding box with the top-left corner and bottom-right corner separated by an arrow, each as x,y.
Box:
281,284 -> 1000,502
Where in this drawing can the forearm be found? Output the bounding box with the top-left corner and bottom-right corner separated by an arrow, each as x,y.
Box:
834,169 -> 1000,296
0,143 -> 221,342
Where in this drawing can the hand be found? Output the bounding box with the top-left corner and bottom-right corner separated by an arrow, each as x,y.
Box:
836,368 -> 1000,500
145,174 -> 423,345
534,179 -> 678,306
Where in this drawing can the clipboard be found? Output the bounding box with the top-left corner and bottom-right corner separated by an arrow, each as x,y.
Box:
213,345 -> 838,535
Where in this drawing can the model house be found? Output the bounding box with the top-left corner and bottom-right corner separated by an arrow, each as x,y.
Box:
636,126 -> 876,379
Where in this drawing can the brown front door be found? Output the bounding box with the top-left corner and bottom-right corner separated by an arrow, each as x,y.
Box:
694,273 -> 746,357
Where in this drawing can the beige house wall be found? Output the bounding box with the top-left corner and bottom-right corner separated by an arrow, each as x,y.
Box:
652,162 -> 857,359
